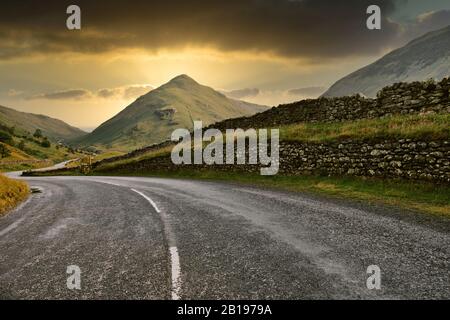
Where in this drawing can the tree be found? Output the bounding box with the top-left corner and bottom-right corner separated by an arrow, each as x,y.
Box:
33,129 -> 43,138
0,144 -> 11,158
41,138 -> 51,148
0,131 -> 13,144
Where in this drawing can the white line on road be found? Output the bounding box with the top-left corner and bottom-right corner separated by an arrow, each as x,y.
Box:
131,188 -> 181,300
170,246 -> 182,300
131,188 -> 161,213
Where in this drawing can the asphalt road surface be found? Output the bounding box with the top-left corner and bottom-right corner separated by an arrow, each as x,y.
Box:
0,175 -> 449,299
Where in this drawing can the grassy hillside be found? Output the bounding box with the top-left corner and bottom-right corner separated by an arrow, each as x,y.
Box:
0,105 -> 86,142
280,113 -> 450,142
75,75 -> 268,151
0,173 -> 29,215
0,124 -> 85,171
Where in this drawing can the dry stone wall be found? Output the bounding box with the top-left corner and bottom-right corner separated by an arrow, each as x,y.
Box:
95,138 -> 450,184
211,78 -> 450,130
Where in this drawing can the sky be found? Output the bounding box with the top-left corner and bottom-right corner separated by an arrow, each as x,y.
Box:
0,0 -> 449,130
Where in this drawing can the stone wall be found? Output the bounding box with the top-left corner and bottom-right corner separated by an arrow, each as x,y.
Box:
279,139 -> 450,183
95,138 -> 450,184
211,78 -> 450,130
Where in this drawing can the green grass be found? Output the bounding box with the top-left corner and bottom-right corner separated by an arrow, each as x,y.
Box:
279,113 -> 450,143
94,147 -> 172,172
0,161 -> 51,172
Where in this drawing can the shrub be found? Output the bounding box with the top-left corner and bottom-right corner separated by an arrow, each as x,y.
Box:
0,144 -> 11,158
41,138 -> 51,148
0,130 -> 13,144
33,129 -> 43,138
0,173 -> 29,215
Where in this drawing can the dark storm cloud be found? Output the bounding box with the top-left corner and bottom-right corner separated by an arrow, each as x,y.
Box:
0,0 -> 431,60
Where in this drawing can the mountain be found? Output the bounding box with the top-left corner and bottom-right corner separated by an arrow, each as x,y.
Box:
0,105 -> 86,142
76,75 -> 269,151
323,25 -> 450,98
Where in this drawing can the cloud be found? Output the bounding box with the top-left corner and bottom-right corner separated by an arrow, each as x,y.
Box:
96,85 -> 154,100
122,85 -> 154,100
221,88 -> 260,99
400,10 -> 450,43
27,89 -> 92,100
0,0 -> 403,61
24,84 -> 153,101
97,88 -> 120,99
220,86 -> 329,105
287,86 -> 326,97
7,89 -> 24,97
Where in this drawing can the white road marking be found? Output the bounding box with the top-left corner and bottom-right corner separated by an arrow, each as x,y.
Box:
131,188 -> 181,300
170,246 -> 182,300
131,188 -> 161,213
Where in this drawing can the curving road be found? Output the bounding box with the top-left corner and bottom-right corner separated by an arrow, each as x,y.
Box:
0,174 -> 449,299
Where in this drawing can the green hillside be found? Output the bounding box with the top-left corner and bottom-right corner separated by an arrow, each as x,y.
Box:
0,111 -> 86,171
0,105 -> 86,142
75,75 -> 269,151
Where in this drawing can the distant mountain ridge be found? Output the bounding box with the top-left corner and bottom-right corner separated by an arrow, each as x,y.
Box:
323,25 -> 450,98
0,105 -> 85,141
76,75 -> 269,151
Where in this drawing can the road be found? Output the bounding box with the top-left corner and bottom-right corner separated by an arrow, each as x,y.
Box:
0,175 -> 449,299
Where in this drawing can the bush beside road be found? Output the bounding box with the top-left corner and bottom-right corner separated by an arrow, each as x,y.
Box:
0,173 -> 29,215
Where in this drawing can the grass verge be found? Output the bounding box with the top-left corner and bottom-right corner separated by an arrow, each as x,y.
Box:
0,173 -> 29,215
279,113 -> 450,142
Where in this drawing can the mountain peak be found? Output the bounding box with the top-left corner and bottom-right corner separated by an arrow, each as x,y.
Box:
166,74 -> 199,87
77,74 -> 269,151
